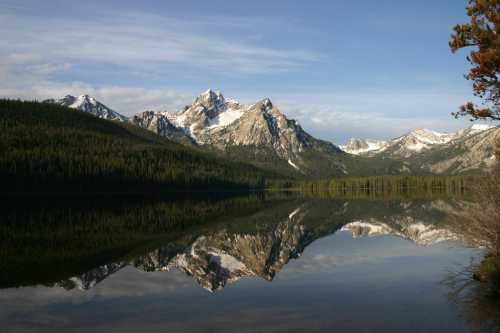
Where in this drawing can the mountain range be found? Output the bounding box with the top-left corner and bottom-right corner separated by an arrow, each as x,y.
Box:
341,125 -> 499,174
45,90 -> 500,176
340,125 -> 494,157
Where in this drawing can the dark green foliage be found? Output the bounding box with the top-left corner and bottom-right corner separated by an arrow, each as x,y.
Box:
475,255 -> 500,296
0,99 -> 281,193
297,149 -> 409,178
204,144 -> 301,178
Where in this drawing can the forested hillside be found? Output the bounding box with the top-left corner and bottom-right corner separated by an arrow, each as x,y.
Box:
0,100 -> 283,193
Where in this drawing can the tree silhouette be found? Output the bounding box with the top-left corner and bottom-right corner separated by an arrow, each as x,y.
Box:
450,0 -> 500,121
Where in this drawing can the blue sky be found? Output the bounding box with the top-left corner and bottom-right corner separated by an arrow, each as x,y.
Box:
0,0 -> 489,143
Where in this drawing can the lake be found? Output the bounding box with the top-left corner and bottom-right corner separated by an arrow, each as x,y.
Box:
0,194 -> 497,332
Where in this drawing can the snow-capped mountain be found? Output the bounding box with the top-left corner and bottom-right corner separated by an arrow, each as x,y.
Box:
45,94 -> 128,122
423,125 -> 499,174
341,125 -> 495,158
341,220 -> 457,246
384,128 -> 457,158
453,124 -> 494,138
339,138 -> 388,155
341,124 -> 499,174
133,89 -> 335,160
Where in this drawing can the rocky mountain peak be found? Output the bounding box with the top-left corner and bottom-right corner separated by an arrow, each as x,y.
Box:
134,90 -> 322,161
407,128 -> 454,143
340,138 -> 388,155
130,111 -> 193,144
45,94 -> 128,122
62,94 -> 76,102
194,89 -> 226,110
260,98 -> 273,110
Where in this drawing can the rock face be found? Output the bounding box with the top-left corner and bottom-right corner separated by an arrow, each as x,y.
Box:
130,111 -> 194,144
162,207 -> 308,291
45,95 -> 128,122
422,126 -> 500,174
134,89 -> 329,159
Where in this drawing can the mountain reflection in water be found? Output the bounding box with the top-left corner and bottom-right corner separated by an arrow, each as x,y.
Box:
1,196 -> 469,292
0,195 -> 492,333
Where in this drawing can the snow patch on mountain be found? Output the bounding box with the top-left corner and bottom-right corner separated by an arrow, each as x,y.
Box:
208,250 -> 248,272
288,159 -> 300,171
288,207 -> 302,220
207,108 -> 244,129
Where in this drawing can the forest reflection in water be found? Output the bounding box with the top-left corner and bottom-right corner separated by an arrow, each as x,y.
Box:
0,192 -> 498,332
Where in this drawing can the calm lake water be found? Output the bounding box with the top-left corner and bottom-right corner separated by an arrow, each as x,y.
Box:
0,194 -> 497,332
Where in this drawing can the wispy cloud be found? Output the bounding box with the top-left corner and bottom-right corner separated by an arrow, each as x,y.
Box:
0,10 -> 321,75
0,7 -> 323,114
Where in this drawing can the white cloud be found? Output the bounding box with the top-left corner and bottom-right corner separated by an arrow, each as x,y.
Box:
0,55 -> 193,114
0,267 -> 198,323
0,78 -> 193,115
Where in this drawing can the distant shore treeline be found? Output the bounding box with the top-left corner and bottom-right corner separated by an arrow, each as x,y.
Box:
285,175 -> 469,199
